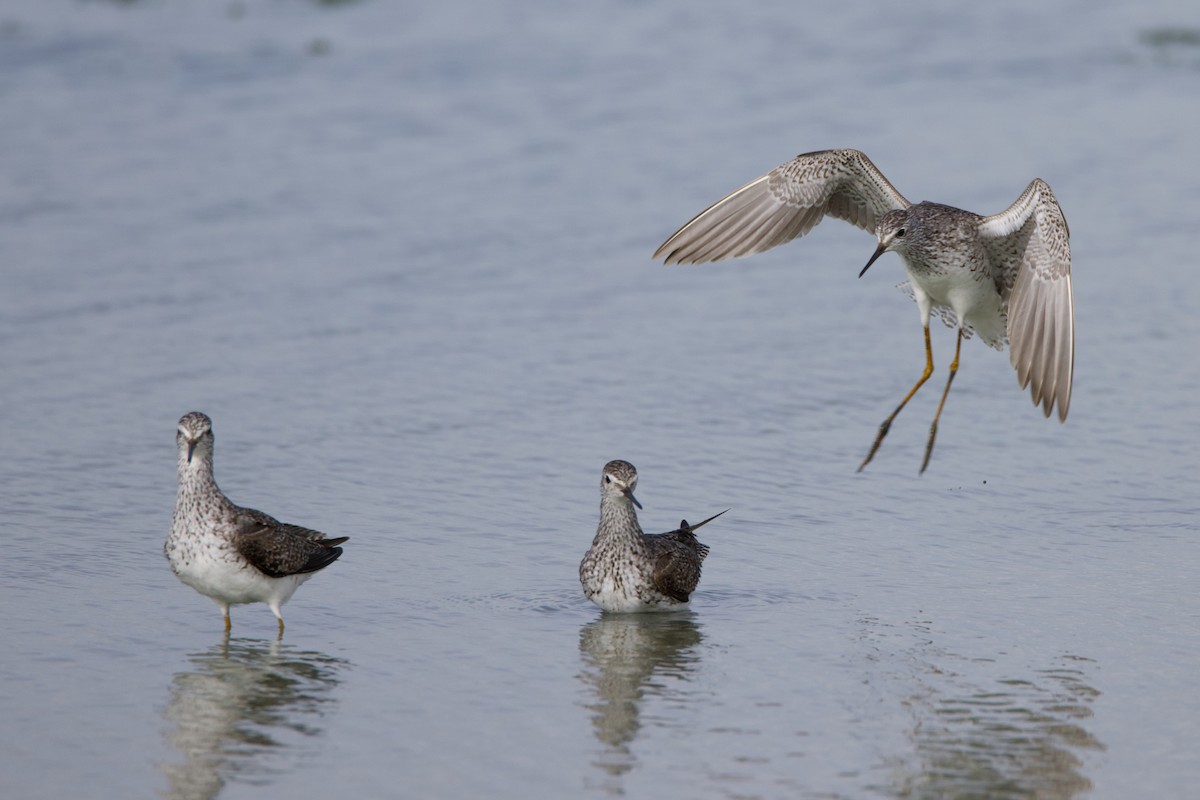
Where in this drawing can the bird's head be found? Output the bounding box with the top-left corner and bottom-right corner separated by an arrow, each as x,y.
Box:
861,208 -> 912,278
177,411 -> 214,465
601,459 -> 642,509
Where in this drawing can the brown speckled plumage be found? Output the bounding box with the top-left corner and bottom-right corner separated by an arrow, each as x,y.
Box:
579,460 -> 721,613
655,148 -> 1073,472
165,412 -> 347,631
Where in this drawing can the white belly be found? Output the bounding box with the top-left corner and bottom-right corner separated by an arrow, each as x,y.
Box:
167,532 -> 308,607
584,571 -> 686,613
908,267 -> 1006,347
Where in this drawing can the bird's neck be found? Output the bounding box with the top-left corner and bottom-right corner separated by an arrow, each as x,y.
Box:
597,497 -> 643,545
177,453 -> 222,502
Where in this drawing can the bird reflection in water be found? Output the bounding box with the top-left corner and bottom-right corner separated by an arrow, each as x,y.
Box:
890,653 -> 1103,799
159,635 -> 347,800
577,614 -> 703,794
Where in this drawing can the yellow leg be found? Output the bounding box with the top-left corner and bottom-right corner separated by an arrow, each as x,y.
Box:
859,325 -> 935,472
277,617 -> 285,635
223,612 -> 231,632
920,329 -> 963,474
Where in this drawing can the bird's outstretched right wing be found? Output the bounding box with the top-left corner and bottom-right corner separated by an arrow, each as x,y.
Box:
654,149 -> 910,265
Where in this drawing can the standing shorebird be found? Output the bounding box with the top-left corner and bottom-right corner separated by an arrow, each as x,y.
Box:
166,412 -> 348,632
654,149 -> 1074,473
579,459 -> 724,613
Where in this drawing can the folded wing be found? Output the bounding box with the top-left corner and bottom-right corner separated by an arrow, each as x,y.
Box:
234,510 -> 348,578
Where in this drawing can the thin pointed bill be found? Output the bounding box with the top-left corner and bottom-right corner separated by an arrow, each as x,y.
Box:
859,242 -> 888,278
625,488 -> 643,509
187,440 -> 197,463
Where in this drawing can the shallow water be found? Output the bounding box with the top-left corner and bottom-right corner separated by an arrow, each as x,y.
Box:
1,1 -> 1198,798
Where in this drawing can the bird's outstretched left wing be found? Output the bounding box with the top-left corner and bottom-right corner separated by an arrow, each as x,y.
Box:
979,178 -> 1073,421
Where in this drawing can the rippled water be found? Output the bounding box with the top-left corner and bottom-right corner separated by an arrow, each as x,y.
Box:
1,1 -> 1198,798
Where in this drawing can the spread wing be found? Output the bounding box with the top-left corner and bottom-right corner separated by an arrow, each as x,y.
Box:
978,178 -> 1074,421
654,149 -> 909,265
233,509 -> 347,578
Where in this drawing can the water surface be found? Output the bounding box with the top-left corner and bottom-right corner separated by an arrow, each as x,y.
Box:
1,1 -> 1198,798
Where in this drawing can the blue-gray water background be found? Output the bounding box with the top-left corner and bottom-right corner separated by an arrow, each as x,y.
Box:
1,1 -> 1198,798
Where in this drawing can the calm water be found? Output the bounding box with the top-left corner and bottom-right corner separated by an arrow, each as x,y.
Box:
1,1 -> 1198,798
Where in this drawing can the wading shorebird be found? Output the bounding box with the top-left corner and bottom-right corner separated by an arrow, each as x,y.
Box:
166,412 -> 348,632
654,148 -> 1073,473
580,459 -> 725,612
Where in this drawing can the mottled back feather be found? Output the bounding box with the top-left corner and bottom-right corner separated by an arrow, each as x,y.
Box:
234,508 -> 347,578
647,527 -> 710,603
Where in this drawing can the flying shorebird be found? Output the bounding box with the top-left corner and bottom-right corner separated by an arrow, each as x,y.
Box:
654,148 -> 1074,473
166,412 -> 348,632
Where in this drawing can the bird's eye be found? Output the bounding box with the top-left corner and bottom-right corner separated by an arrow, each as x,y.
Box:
896,228 -> 906,238
604,475 -> 612,484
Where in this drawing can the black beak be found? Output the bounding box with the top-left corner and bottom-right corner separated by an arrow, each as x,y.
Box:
186,440 -> 197,463
625,488 -> 643,509
859,241 -> 888,278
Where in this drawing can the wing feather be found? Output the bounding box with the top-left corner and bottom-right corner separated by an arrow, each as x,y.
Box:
646,512 -> 722,603
980,178 -> 1074,420
654,149 -> 909,265
233,509 -> 347,578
